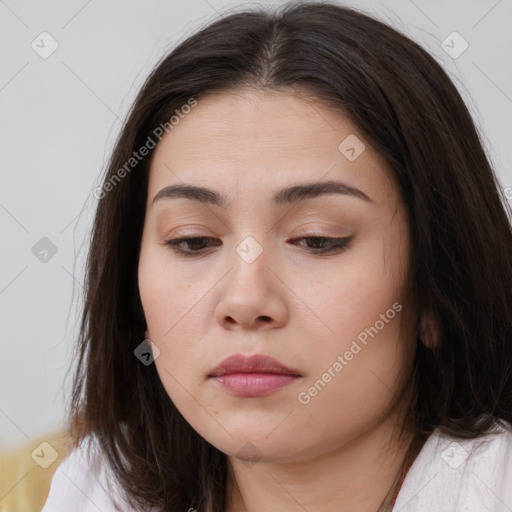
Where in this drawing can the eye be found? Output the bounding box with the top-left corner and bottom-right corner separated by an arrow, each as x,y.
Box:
165,235 -> 352,257
289,236 -> 352,254
165,236 -> 221,257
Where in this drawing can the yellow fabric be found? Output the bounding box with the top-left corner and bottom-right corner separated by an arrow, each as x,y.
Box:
0,429 -> 72,512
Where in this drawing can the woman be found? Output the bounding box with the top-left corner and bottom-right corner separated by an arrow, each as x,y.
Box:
42,2 -> 512,511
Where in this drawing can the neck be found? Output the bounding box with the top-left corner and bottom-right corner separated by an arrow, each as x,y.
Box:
225,403 -> 418,512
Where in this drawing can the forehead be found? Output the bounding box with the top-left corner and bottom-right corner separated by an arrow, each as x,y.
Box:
148,88 -> 398,207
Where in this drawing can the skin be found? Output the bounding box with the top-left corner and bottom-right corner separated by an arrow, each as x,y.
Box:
138,87 -> 419,512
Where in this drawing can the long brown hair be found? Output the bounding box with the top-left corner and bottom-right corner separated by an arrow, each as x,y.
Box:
65,2 -> 512,511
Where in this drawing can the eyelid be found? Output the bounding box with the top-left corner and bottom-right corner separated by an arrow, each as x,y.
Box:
291,220 -> 354,236
164,234 -> 353,257
162,224 -> 217,239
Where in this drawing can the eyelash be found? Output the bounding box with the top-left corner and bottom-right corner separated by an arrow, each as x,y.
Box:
164,236 -> 352,257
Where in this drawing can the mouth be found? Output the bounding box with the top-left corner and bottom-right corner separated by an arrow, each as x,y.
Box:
208,353 -> 302,397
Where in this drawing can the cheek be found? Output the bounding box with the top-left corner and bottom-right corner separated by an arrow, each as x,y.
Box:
139,245 -> 191,330
291,235 -> 412,403
138,255 -> 197,372
295,309 -> 413,448
292,238 -> 406,347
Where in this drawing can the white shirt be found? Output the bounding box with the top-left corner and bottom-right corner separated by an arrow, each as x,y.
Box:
42,420 -> 512,511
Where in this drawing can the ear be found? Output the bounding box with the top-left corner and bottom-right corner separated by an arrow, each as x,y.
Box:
419,310 -> 438,348
145,329 -> 151,340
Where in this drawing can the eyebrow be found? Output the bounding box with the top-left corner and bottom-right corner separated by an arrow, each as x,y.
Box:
151,180 -> 374,207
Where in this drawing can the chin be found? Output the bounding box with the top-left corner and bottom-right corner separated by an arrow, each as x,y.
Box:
196,423 -> 306,462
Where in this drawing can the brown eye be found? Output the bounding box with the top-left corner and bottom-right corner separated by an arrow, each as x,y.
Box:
290,236 -> 352,254
165,236 -> 221,256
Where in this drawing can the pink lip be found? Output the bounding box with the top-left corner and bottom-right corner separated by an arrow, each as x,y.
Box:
209,353 -> 301,397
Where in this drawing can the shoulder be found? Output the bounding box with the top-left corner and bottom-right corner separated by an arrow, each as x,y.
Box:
41,434 -> 139,512
395,420 -> 512,511
394,419 -> 512,512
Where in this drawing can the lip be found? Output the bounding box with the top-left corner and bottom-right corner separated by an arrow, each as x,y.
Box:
209,353 -> 302,397
209,353 -> 300,377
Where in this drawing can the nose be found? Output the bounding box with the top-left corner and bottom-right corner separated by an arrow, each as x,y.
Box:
214,241 -> 289,331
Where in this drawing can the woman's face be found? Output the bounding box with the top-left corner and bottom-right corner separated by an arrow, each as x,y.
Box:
138,88 -> 417,463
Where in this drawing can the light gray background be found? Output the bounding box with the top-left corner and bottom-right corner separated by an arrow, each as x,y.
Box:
1,0 -> 511,450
